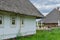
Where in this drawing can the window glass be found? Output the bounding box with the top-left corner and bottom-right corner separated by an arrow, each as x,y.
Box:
12,17 -> 15,25
22,19 -> 24,25
0,16 -> 2,24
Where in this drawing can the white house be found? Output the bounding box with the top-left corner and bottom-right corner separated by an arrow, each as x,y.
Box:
0,0 -> 43,39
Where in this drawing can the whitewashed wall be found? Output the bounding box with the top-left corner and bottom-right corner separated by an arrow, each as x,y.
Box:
1,13 -> 20,39
20,16 -> 36,36
0,13 -> 36,39
58,20 -> 60,26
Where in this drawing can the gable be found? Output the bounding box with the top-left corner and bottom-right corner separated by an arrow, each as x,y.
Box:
42,9 -> 59,23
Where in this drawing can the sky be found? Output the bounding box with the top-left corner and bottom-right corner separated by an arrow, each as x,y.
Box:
30,0 -> 60,16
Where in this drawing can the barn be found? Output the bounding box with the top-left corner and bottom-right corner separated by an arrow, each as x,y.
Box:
40,7 -> 60,27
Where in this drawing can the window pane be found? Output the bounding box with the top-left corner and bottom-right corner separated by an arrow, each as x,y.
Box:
12,17 -> 15,25
0,16 -> 2,24
0,17 -> 2,20
0,20 -> 2,24
22,19 -> 24,24
12,20 -> 15,25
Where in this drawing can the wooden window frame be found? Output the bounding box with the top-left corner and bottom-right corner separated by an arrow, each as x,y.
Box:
11,16 -> 16,25
0,15 -> 4,28
0,15 -> 3,25
20,17 -> 24,27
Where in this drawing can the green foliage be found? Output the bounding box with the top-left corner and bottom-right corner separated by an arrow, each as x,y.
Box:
11,28 -> 60,40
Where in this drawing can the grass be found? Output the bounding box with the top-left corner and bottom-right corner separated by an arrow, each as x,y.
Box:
37,28 -> 60,40
11,28 -> 60,40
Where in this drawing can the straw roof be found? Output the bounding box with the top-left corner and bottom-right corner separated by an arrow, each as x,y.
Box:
0,0 -> 43,17
40,8 -> 60,23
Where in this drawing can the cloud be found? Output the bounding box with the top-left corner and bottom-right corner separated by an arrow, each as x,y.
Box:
42,13 -> 49,16
30,0 -> 60,16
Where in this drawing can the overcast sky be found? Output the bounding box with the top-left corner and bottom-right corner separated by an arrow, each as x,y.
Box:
30,0 -> 60,16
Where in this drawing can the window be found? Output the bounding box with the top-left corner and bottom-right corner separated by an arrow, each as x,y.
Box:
11,17 -> 15,25
20,17 -> 24,27
0,16 -> 2,24
22,19 -> 24,25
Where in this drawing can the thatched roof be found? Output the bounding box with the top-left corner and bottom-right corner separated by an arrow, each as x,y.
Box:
40,8 -> 60,23
0,0 -> 43,17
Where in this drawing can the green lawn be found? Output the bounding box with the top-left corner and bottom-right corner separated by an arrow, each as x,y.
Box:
11,28 -> 60,40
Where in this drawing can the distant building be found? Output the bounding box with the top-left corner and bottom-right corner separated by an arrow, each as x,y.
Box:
39,7 -> 60,27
